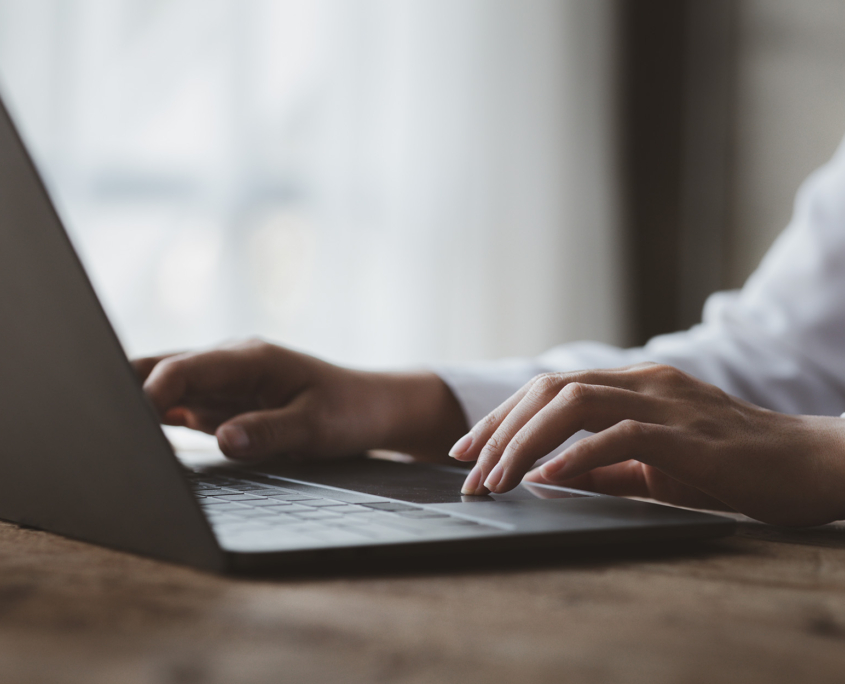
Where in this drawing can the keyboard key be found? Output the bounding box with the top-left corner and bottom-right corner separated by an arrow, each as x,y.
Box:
343,506 -> 385,518
273,503 -> 312,513
298,499 -> 346,508
205,513 -> 241,524
222,484 -> 280,493
291,510 -> 343,520
435,518 -> 481,526
246,498 -> 295,507
261,514 -> 301,525
285,523 -> 325,534
318,504 -> 371,514
201,503 -> 250,512
215,520 -> 272,530
209,494 -> 265,502
362,502 -> 420,512
230,509 -> 277,518
290,490 -> 386,505
265,494 -> 320,502
395,510 -> 450,519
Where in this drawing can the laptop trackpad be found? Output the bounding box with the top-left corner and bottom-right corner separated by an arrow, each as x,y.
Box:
245,455 -> 594,504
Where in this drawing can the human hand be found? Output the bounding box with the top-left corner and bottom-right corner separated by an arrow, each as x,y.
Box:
448,363 -> 845,526
135,339 -> 467,463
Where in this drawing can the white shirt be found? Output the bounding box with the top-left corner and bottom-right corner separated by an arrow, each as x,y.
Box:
437,135 -> 845,431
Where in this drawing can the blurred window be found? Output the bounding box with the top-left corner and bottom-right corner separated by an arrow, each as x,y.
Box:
0,0 -> 624,366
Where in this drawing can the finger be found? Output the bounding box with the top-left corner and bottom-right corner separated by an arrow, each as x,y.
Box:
450,381 -> 534,462
539,420 -> 674,482
464,378 -> 570,492
523,461 -> 732,511
163,406 -> 236,434
524,460 -> 652,497
459,376 -> 571,493
482,384 -> 667,493
163,407 -> 189,427
215,403 -> 313,460
451,366 -> 661,465
143,346 -> 281,416
131,353 -> 182,383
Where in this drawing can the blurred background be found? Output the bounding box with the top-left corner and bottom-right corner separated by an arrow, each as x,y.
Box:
0,0 -> 843,368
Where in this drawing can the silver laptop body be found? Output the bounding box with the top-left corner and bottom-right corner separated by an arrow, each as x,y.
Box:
0,94 -> 733,574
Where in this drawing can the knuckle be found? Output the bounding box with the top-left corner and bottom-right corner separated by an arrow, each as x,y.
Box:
230,336 -> 262,350
618,419 -> 648,441
532,373 -> 564,395
638,362 -> 663,378
566,439 -> 591,460
636,363 -> 689,389
505,428 -> 533,458
559,381 -> 591,405
656,364 -> 685,383
236,336 -> 271,356
250,338 -> 273,357
151,355 -> 185,383
633,361 -> 659,370
477,411 -> 501,434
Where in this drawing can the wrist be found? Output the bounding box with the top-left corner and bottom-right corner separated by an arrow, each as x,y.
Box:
367,371 -> 468,462
791,414 -> 845,525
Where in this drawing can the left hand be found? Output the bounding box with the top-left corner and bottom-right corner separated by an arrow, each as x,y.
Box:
448,363 -> 845,527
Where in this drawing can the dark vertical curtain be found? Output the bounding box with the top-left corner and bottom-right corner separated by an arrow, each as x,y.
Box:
618,0 -> 736,344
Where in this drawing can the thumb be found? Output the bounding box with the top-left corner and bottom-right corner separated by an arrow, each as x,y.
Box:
132,352 -> 182,383
215,407 -> 311,460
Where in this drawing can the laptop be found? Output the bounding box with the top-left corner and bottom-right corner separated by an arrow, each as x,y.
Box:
0,93 -> 734,574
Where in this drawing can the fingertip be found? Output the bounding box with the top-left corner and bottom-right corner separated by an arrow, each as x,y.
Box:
217,424 -> 252,459
163,407 -> 189,426
483,463 -> 505,492
461,463 -> 490,496
143,358 -> 187,413
522,468 -> 546,483
540,456 -> 570,480
448,432 -> 474,459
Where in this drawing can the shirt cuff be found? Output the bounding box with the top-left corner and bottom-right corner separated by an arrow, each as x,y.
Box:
432,359 -> 541,428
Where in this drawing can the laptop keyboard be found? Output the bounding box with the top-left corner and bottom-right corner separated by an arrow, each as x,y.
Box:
186,471 -> 499,551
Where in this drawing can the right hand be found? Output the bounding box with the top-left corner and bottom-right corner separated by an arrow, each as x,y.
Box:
133,339 -> 467,463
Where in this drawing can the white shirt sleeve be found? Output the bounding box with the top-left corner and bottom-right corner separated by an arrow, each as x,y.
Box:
437,134 -> 845,429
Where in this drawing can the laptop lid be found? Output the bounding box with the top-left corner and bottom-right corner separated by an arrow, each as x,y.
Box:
0,93 -> 224,571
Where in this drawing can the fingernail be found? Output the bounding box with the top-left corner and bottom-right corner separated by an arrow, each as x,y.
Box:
541,457 -> 570,480
218,425 -> 250,454
483,463 -> 505,492
461,463 -> 485,495
449,433 -> 474,459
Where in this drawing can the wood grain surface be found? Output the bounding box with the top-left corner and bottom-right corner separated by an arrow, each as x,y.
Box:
1,517 -> 844,684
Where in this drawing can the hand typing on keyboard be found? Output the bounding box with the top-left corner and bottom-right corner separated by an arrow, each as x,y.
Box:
133,340 -> 468,465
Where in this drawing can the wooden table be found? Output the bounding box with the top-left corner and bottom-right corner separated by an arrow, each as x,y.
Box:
2,514 -> 845,684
